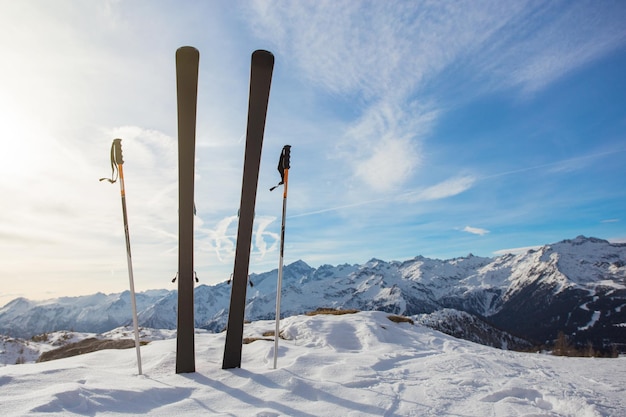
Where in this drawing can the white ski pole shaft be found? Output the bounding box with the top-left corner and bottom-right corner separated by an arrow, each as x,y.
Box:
115,140 -> 142,375
274,168 -> 289,369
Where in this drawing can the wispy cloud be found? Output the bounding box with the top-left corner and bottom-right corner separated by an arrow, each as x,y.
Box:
463,226 -> 490,236
406,176 -> 476,203
201,214 -> 279,265
498,2 -> 626,94
288,198 -> 384,219
493,245 -> 541,256
340,100 -> 438,191
480,148 -> 626,181
245,1 -> 524,192
247,1 -> 528,98
289,175 -> 475,219
205,215 -> 238,262
249,0 -> 626,107
253,216 -> 279,260
246,1 -> 626,199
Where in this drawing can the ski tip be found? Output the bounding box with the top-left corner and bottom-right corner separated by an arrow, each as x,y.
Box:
252,49 -> 274,65
176,46 -> 200,58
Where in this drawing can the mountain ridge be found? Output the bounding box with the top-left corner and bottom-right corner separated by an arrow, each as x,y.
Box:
1,236 -> 625,352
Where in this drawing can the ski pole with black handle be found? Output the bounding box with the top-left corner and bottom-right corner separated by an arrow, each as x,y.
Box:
272,144 -> 290,369
99,138 -> 143,375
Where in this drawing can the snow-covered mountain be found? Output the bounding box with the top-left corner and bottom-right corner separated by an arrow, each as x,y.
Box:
414,309 -> 534,351
1,236 -> 625,353
0,290 -> 170,337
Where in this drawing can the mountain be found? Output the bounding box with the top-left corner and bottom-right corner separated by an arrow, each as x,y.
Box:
1,236 -> 625,353
0,290 -> 170,337
414,309 -> 534,351
487,236 -> 626,351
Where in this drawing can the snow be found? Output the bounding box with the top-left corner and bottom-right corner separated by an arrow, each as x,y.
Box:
1,331 -> 97,365
1,328 -> 174,366
579,311 -> 602,331
1,311 -> 624,416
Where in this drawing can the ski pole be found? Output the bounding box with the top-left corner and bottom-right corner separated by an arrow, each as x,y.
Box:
271,145 -> 291,369
100,138 -> 143,375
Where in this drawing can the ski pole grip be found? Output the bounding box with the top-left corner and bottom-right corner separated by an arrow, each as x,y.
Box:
283,145 -> 291,170
113,138 -> 124,165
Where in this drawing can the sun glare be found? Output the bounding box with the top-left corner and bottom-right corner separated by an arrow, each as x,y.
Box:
0,103 -> 49,179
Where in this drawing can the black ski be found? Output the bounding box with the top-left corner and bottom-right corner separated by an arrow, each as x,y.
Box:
223,50 -> 274,369
175,46 -> 199,374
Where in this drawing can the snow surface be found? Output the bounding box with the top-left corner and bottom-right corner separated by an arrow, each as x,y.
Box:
1,331 -> 97,365
1,328 -> 177,366
1,311 -> 624,416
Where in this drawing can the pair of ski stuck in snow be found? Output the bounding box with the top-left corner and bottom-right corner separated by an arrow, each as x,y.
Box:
176,47 -> 289,372
102,46 -> 289,374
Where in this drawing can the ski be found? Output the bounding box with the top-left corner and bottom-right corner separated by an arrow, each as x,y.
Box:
223,50 -> 275,369
175,46 -> 199,374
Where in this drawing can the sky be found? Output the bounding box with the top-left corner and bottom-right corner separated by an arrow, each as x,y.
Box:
1,0 -> 625,302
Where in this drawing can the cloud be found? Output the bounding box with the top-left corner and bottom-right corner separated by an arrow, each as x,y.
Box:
245,2 -> 518,193
456,2 -> 626,96
417,176 -> 476,201
288,174 -> 475,219
480,148 -> 626,182
254,216 -> 279,260
243,2 -> 626,197
493,245 -> 541,256
205,215 -> 238,262
246,1 -> 529,99
463,226 -> 490,236
340,100 -> 438,191
249,1 -> 626,102
502,3 -> 626,94
288,198 -> 384,219
399,176 -> 476,204
202,215 -> 279,264
353,136 -> 416,192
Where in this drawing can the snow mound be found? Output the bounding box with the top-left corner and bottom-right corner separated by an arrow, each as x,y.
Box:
1,311 -> 624,416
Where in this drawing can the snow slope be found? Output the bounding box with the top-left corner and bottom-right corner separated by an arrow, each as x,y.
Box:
1,331 -> 96,365
0,311 -> 623,416
1,327 -> 176,366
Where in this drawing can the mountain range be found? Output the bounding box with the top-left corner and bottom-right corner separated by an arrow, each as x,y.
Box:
1,236 -> 625,353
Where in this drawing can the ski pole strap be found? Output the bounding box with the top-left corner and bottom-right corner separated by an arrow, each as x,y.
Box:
99,138 -> 124,183
270,145 -> 291,191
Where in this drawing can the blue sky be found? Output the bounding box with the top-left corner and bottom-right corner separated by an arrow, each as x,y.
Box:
1,0 -> 625,302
